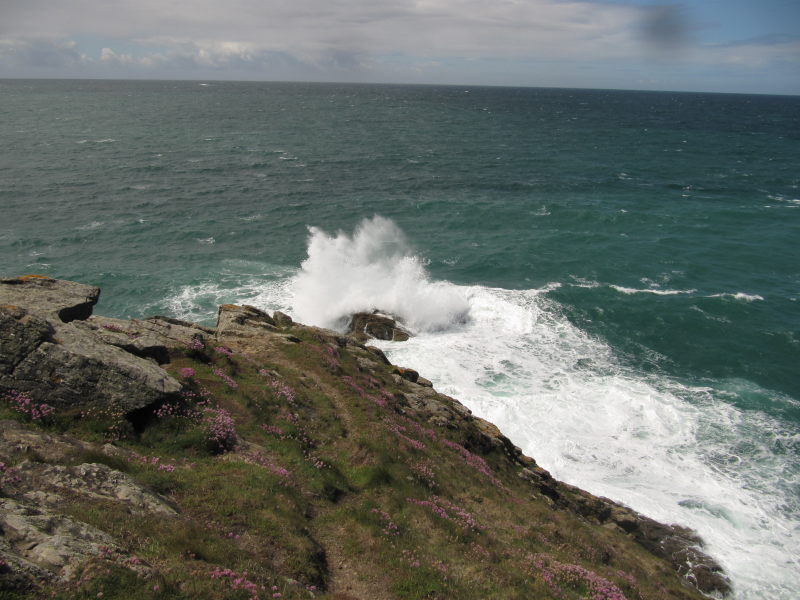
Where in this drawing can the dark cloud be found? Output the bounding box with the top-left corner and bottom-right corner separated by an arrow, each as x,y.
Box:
640,5 -> 690,49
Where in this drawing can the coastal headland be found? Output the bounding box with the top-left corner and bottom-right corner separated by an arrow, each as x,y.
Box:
0,275 -> 730,599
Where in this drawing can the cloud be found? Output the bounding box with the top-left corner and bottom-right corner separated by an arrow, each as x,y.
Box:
0,0 -> 644,63
0,0 -> 797,92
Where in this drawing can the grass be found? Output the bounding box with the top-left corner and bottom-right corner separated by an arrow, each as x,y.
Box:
0,320 -> 713,600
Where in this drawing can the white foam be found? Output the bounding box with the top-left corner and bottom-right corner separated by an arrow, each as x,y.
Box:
374,285 -> 799,599
289,216 -> 470,332
162,217 -> 798,597
610,285 -> 697,296
77,221 -> 104,231
708,292 -> 765,302
155,262 -> 295,324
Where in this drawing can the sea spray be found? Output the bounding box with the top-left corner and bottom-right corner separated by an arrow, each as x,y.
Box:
281,218 -> 800,599
375,284 -> 800,600
290,216 -> 470,331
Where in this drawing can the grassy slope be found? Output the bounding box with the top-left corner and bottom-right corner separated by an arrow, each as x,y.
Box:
1,320 -> 709,600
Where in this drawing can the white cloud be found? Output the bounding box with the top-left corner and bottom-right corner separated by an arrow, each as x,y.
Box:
0,0 -> 797,92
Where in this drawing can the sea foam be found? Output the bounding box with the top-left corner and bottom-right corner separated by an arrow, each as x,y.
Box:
282,217 -> 798,599
157,217 -> 799,598
375,283 -> 799,600
289,216 -> 470,332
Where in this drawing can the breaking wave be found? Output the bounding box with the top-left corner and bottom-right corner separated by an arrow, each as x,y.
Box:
289,216 -> 470,331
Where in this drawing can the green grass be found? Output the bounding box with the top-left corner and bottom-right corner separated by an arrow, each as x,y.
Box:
1,323 -> 713,600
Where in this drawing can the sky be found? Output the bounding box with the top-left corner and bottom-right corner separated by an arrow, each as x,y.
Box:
0,0 -> 798,94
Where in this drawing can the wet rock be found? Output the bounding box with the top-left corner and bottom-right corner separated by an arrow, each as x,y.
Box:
347,312 -> 410,343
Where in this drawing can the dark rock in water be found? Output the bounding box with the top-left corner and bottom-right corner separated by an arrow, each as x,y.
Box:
0,275 -> 99,323
347,312 -> 410,343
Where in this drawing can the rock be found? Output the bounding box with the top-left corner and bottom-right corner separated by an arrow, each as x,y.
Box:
401,386 -> 472,428
273,311 -> 294,327
0,306 -> 54,376
393,367 -> 419,383
0,497 -> 119,580
347,312 -> 410,343
16,462 -> 177,516
0,276 -> 99,323
0,419 -> 93,462
216,304 -> 277,337
365,346 -> 391,365
1,305 -> 181,413
76,318 -> 170,364
133,316 -> 215,349
415,376 -> 433,388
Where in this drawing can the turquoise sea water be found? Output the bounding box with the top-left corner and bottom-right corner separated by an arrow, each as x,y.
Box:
2,79 -> 799,597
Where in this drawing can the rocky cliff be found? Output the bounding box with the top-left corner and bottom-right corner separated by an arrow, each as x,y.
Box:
0,276 -> 730,600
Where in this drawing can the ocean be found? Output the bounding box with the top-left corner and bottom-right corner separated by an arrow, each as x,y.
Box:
1,78 -> 798,598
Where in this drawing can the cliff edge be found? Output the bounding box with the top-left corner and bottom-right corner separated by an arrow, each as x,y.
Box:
0,276 -> 731,599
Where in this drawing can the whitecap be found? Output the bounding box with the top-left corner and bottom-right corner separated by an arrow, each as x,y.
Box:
196,237 -> 215,245
77,221 -> 104,231
708,292 -> 764,302
610,285 -> 696,296
289,216 -> 470,332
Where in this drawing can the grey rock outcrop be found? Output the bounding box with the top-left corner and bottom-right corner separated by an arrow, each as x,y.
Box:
1,306 -> 181,412
347,312 -> 410,343
0,277 -> 181,414
217,304 -> 278,337
0,276 -> 99,323
0,497 -> 119,580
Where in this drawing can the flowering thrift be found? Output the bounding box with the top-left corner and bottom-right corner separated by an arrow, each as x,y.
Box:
407,496 -> 482,532
212,366 -> 239,389
210,567 -> 261,600
179,367 -> 196,378
269,380 -> 295,404
371,508 -> 400,537
441,438 -> 503,487
242,450 -> 291,479
185,337 -> 205,352
4,390 -> 54,421
530,554 -> 628,600
387,422 -> 426,450
204,407 -> 237,451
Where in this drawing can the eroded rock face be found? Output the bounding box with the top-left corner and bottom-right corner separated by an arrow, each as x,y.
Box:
0,422 -> 173,586
347,312 -> 410,343
0,279 -> 183,414
1,306 -> 181,412
0,276 -> 100,323
217,304 -> 278,338
0,497 -> 118,580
